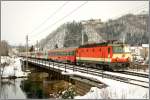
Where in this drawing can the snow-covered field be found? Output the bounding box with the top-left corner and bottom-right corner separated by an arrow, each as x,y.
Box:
1,56 -> 28,77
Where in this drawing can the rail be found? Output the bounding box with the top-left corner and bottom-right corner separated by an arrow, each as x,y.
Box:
118,71 -> 149,78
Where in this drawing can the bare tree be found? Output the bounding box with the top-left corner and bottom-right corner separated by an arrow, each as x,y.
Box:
0,40 -> 9,56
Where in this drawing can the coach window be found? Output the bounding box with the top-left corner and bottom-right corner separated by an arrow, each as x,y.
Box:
63,52 -> 65,56
69,51 -> 71,55
67,52 -> 69,56
71,51 -> 73,55
71,51 -> 72,55
72,51 -> 74,55
55,52 -> 57,56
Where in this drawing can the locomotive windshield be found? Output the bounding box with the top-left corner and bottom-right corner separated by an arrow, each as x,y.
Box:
113,46 -> 124,53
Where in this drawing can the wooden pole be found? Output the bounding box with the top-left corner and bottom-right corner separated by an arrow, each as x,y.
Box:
26,35 -> 28,68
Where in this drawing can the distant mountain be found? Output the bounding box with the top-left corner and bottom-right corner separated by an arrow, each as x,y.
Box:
39,24 -> 67,50
39,13 -> 148,50
96,14 -> 149,45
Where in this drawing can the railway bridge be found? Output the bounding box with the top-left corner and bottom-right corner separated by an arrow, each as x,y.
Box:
20,57 -> 149,90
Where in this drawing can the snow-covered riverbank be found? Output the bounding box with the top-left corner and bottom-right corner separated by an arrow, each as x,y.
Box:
1,56 -> 28,78
62,70 -> 149,99
1,56 -> 13,64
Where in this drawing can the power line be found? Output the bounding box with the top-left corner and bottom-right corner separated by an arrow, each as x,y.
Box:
31,2 -> 145,40
30,1 -> 88,40
29,1 -> 69,37
31,2 -> 146,45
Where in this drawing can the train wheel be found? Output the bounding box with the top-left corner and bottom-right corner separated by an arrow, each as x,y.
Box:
104,65 -> 113,71
96,64 -> 103,70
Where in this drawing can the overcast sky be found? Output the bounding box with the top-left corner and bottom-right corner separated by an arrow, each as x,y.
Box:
1,1 -> 149,46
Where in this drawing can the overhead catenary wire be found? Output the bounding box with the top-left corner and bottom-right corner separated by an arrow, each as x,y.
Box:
31,2 -> 145,40
30,1 -> 88,41
29,1 -> 69,37
30,2 -> 147,45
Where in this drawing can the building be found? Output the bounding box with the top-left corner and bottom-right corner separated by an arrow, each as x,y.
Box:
130,44 -> 149,64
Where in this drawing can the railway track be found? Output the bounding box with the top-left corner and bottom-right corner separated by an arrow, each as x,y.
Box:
26,58 -> 149,88
64,64 -> 149,88
118,71 -> 149,78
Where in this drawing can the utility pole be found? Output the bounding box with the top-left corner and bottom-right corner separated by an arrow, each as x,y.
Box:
0,0 -> 1,83
0,32 -> 1,94
36,40 -> 38,51
82,28 -> 85,45
26,35 -> 28,68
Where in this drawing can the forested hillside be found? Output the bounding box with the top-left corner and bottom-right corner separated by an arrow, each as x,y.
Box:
39,13 -> 148,50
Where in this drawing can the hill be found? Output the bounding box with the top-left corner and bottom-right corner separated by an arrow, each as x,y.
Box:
38,13 -> 148,50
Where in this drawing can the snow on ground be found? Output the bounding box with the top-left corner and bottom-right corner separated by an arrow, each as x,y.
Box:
61,68 -> 149,99
1,56 -> 28,77
27,59 -> 149,99
74,85 -> 149,99
1,56 -> 13,64
62,71 -> 149,99
73,71 -> 149,99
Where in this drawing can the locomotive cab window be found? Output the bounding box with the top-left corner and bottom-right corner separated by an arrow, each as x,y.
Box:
113,46 -> 124,53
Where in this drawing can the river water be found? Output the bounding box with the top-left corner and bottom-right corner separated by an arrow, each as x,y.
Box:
0,58 -> 90,99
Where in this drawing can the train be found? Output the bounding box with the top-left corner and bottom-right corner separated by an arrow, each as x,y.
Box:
20,41 -> 132,71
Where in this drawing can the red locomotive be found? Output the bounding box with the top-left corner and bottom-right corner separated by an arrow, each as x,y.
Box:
21,41 -> 132,71
76,42 -> 132,70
